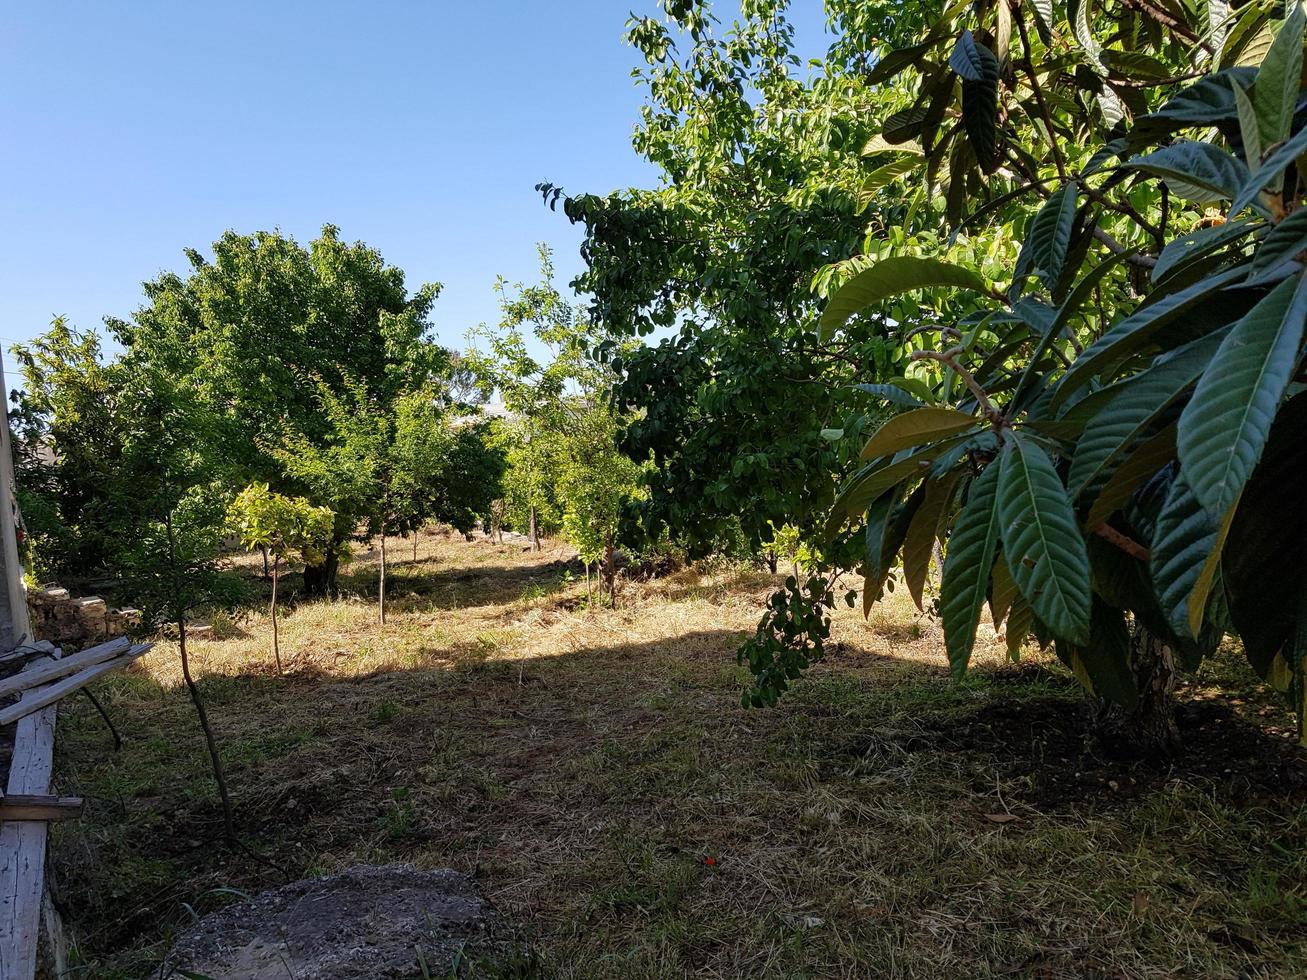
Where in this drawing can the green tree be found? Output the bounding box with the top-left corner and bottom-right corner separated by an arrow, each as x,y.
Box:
228,483 -> 334,672
468,246 -> 644,597
9,318 -> 128,579
110,224 -> 445,594
109,363 -> 246,840
740,0 -> 1307,751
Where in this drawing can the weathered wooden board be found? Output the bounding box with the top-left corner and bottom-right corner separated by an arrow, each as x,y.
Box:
0,654 -> 59,980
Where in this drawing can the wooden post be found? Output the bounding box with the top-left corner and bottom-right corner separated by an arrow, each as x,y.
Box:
0,355 -> 30,648
0,357 -> 64,980
0,655 -> 60,980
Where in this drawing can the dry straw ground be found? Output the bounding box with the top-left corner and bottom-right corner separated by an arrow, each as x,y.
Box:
51,528 -> 1307,978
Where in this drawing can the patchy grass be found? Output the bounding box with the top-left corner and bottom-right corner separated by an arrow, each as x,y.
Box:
52,528 -> 1307,978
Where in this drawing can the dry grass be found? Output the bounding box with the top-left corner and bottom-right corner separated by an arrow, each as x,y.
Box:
50,527 -> 1307,978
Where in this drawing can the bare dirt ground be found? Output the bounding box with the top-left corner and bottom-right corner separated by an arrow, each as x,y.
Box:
52,528 -> 1307,978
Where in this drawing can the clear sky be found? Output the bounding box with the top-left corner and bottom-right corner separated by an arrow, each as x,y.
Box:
0,2 -> 829,382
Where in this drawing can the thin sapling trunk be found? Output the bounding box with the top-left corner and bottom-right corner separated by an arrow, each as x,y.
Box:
270,554 -> 282,674
379,526 -> 387,625
166,512 -> 236,841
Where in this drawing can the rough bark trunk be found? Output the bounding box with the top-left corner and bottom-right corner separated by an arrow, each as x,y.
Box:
529,506 -> 540,552
270,555 -> 282,674
412,533 -> 418,563
1127,625 -> 1180,756
302,548 -> 340,598
260,545 -> 269,580
766,551 -> 778,575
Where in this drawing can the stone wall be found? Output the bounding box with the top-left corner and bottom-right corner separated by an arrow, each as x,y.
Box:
27,587 -> 140,650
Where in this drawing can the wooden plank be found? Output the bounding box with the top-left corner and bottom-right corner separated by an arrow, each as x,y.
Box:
0,654 -> 59,980
0,644 -> 151,728
0,637 -> 131,699
0,796 -> 84,822
0,641 -> 57,669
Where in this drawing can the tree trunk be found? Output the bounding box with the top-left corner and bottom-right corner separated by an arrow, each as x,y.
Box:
1127,625 -> 1180,756
529,506 -> 540,552
270,555 -> 282,674
766,551 -> 778,575
179,618 -> 236,841
379,529 -> 387,625
603,537 -> 617,607
412,533 -> 418,563
302,548 -> 340,598
166,512 -> 236,841
260,545 -> 269,580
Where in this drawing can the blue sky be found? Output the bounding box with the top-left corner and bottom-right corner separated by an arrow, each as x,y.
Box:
0,2 -> 830,383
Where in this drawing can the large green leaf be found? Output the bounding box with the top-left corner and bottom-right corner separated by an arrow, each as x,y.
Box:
989,550 -> 1018,629
1150,475 -> 1227,639
1067,599 -> 1139,709
857,158 -> 920,212
1026,182 -> 1079,292
949,30 -> 988,80
828,433 -> 974,531
1141,69 -> 1250,128
1177,271 -> 1307,515
850,382 -> 927,408
1129,142 -> 1250,203
819,257 -> 990,340
902,471 -> 959,610
940,463 -> 1002,677
860,407 -> 979,460
1054,264 -> 1249,406
863,488 -> 901,588
1223,392 -> 1307,678
1229,122 -> 1307,216
1247,206 -> 1307,284
1067,329 -> 1226,499
958,36 -> 1000,172
997,434 -> 1092,644
1252,0 -> 1305,149
865,41 -> 934,87
1153,217 -> 1259,284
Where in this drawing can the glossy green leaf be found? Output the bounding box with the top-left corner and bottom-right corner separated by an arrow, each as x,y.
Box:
1083,424 -> 1176,530
849,382 -> 926,408
940,463 -> 1002,677
857,158 -> 920,211
860,407 -> 979,460
1067,330 -> 1226,499
1153,218 -> 1258,284
902,471 -> 960,610
1150,475 -> 1226,639
949,30 -> 987,81
819,257 -> 990,340
1229,122 -> 1307,216
1223,392 -> 1307,678
1026,182 -> 1079,291
1252,0 -> 1305,149
1070,599 -> 1138,708
998,434 -> 1092,644
1129,141 -> 1250,203
1247,206 -> 1307,284
1177,272 -> 1307,515
989,550 -> 1018,629
1054,264 -> 1248,406
960,38 -> 1000,171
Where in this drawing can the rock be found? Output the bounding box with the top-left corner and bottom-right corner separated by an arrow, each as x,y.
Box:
159,865 -> 521,980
